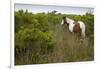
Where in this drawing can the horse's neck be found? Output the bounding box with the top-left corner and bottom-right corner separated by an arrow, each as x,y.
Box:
67,18 -> 74,25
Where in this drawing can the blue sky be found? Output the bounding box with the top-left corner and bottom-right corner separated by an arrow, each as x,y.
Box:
15,3 -> 94,15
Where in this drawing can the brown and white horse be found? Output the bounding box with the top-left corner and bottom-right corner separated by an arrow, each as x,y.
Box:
61,16 -> 85,38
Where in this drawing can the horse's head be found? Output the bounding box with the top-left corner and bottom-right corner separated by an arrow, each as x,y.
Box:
61,16 -> 69,26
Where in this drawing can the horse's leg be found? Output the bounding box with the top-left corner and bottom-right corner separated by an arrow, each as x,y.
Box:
81,32 -> 85,38
79,26 -> 85,43
81,26 -> 85,38
79,33 -> 84,44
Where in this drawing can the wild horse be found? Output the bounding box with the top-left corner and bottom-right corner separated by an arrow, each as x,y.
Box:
61,16 -> 86,38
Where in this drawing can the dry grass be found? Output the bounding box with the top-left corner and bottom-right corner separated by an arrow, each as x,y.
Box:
49,24 -> 94,63
15,23 -> 94,65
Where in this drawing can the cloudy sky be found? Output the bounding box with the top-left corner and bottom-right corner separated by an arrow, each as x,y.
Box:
15,3 -> 94,15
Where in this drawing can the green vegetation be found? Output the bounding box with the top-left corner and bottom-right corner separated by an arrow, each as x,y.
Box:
15,10 -> 94,65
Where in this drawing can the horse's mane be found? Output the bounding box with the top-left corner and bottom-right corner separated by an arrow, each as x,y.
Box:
66,17 -> 74,23
66,17 -> 74,21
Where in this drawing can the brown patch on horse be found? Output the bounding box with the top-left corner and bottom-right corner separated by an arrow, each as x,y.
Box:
73,21 -> 81,33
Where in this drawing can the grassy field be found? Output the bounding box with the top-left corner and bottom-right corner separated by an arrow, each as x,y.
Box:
51,24 -> 93,62
15,10 -> 94,65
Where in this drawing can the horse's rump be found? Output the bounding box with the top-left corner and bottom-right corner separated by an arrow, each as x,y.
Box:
73,22 -> 81,32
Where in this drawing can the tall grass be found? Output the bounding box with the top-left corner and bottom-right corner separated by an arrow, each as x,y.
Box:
15,10 -> 94,65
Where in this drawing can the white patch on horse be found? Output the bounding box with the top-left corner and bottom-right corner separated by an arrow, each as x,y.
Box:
78,21 -> 85,38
